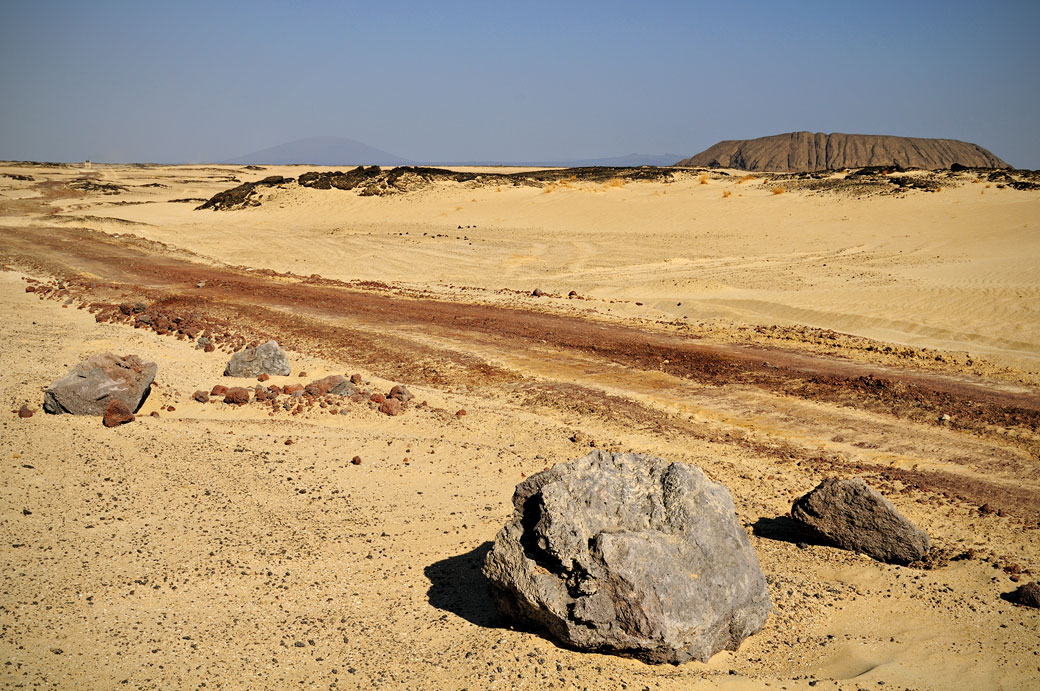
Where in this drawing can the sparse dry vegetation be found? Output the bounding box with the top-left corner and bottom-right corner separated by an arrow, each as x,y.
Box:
737,174 -> 758,184
699,173 -> 710,185
771,186 -> 786,195
722,190 -> 732,198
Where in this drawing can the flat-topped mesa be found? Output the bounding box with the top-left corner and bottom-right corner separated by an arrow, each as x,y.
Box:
676,132 -> 1009,172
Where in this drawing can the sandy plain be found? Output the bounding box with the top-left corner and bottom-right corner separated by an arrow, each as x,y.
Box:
0,162 -> 1038,689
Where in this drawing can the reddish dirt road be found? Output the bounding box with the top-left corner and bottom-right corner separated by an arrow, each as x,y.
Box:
2,222 -> 1039,522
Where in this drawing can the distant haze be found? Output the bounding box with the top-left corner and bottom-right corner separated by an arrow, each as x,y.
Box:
0,2 -> 1037,167
225,137 -> 411,166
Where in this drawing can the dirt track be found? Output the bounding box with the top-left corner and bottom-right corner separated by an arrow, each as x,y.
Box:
2,221 -> 1039,524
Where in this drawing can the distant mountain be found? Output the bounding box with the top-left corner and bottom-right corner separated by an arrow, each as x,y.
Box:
224,136 -> 411,166
551,153 -> 687,167
431,153 -> 685,167
676,132 -> 1008,171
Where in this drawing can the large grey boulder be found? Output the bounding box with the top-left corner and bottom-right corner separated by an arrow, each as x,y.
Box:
223,340 -> 290,377
483,451 -> 772,664
44,353 -> 157,415
791,477 -> 930,564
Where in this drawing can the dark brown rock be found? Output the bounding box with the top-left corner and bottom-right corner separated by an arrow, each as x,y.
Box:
379,398 -> 403,416
1006,582 -> 1040,609
18,404 -> 33,418
257,373 -> 270,382
196,176 -> 291,211
102,399 -> 135,427
388,385 -> 413,402
305,375 -> 355,397
456,409 -> 467,417
193,390 -> 210,403
350,373 -> 362,384
351,456 -> 362,465
223,387 -> 250,405
791,477 -> 930,564
370,393 -> 385,403
210,384 -> 228,396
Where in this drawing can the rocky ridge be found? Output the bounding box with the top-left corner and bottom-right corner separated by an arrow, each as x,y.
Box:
677,132 -> 1009,171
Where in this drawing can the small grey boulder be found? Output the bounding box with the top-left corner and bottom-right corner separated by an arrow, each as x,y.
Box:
483,450 -> 772,664
44,353 -> 157,415
224,340 -> 290,377
791,477 -> 930,564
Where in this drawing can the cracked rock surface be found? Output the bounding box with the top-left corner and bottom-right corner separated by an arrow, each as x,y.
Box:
483,450 -> 772,663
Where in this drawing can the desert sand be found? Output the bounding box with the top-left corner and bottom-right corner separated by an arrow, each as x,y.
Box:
0,162 -> 1038,689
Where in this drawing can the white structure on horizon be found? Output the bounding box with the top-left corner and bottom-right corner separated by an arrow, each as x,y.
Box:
84,160 -> 92,170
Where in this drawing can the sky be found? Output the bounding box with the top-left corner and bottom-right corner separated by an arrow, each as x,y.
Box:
1,0 -> 1038,167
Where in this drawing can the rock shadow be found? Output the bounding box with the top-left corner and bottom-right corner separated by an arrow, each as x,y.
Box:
752,515 -> 836,548
425,542 -> 507,629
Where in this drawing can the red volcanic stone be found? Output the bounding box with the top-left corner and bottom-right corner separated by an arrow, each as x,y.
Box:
150,411 -> 160,418
103,399 -> 135,427
204,343 -> 215,353
257,373 -> 270,382
119,303 -> 133,315
223,387 -> 250,405
18,404 -> 33,418
193,390 -> 210,403
389,385 -> 413,402
166,405 -> 176,412
370,393 -> 385,403
298,371 -> 308,378
284,439 -> 294,446
267,385 -> 282,394
379,398 -> 403,416
283,384 -> 304,395
210,385 -> 228,396
350,393 -> 365,403
351,456 -> 362,465
305,375 -> 342,396
25,286 -> 35,293
350,373 -> 362,384
456,409 -> 467,417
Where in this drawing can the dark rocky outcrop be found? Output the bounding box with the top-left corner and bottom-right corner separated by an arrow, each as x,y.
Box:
195,166 -> 679,209
44,353 -> 157,415
677,132 -> 1008,172
483,451 -> 772,664
224,341 -> 290,378
196,176 -> 293,210
1005,582 -> 1040,609
791,477 -> 930,564
298,166 -> 383,190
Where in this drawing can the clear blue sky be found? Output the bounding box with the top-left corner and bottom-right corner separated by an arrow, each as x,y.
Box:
1,0 -> 1037,166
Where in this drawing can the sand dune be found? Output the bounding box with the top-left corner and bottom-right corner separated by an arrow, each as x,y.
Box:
1,162 -> 1038,689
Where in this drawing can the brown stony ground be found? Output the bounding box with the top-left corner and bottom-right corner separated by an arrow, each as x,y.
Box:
0,163 -> 1038,689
